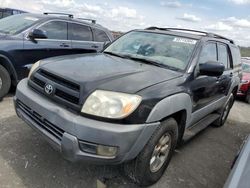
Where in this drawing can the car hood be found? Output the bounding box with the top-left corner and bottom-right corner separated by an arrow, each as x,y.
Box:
39,53 -> 183,94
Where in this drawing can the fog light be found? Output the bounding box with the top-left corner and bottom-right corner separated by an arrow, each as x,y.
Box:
79,141 -> 118,157
97,145 -> 118,157
79,141 -> 97,154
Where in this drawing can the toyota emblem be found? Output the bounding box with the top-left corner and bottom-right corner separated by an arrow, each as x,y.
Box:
44,84 -> 54,95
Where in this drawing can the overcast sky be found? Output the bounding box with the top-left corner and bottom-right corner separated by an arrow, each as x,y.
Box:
1,0 -> 250,46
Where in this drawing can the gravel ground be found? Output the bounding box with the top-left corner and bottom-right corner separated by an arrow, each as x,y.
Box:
0,95 -> 250,188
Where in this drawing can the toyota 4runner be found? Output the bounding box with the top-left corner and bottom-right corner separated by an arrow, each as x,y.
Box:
14,27 -> 241,186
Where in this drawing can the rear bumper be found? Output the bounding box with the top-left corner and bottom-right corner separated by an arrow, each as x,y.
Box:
14,79 -> 159,164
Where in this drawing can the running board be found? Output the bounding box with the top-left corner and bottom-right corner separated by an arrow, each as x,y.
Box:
183,113 -> 220,142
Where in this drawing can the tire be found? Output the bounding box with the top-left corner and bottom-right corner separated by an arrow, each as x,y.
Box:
245,89 -> 250,104
124,118 -> 178,186
213,93 -> 234,127
0,64 -> 11,100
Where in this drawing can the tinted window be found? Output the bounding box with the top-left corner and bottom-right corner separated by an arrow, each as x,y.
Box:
93,28 -> 110,42
199,43 -> 217,64
39,21 -> 67,40
69,23 -> 92,41
218,44 -> 229,69
231,46 -> 241,66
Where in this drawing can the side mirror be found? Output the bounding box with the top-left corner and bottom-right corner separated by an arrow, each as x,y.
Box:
199,61 -> 225,77
28,29 -> 47,39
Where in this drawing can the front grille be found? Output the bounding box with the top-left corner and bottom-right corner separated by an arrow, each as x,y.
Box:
39,70 -> 80,91
30,69 -> 81,108
17,100 -> 65,141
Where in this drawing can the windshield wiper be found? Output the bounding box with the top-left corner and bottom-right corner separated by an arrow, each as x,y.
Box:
123,55 -> 182,71
103,51 -> 125,58
104,52 -> 182,71
123,55 -> 166,68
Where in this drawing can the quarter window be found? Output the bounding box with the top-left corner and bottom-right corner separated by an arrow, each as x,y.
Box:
218,44 -> 230,69
69,23 -> 92,41
39,21 -> 67,40
231,46 -> 241,66
93,28 -> 110,42
199,43 -> 217,64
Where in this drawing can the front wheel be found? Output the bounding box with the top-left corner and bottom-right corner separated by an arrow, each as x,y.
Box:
124,118 -> 178,186
213,93 -> 234,127
0,65 -> 11,101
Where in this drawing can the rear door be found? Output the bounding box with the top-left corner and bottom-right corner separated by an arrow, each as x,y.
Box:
217,42 -> 233,96
69,23 -> 102,53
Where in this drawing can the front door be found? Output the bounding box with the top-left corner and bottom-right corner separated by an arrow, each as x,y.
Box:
21,21 -> 72,76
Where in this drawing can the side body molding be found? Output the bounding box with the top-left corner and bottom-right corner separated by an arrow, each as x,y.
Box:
146,93 -> 192,126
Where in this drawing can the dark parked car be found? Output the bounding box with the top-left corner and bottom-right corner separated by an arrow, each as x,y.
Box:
237,58 -> 250,103
14,27 -> 241,186
0,13 -> 113,100
0,8 -> 27,19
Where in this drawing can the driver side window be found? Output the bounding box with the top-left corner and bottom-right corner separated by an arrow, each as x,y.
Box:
199,43 -> 217,64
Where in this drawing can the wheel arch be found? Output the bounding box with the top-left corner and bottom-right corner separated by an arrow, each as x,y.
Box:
0,54 -> 18,85
146,93 -> 192,144
146,93 -> 192,124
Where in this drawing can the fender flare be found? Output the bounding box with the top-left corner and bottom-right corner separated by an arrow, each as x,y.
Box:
0,54 -> 18,84
146,93 -> 192,125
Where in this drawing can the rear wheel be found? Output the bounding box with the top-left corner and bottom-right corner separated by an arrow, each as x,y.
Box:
0,65 -> 11,101
213,93 -> 234,127
124,118 -> 178,186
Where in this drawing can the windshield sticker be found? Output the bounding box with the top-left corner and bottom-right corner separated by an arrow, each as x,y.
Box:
173,38 -> 197,44
24,17 -> 39,21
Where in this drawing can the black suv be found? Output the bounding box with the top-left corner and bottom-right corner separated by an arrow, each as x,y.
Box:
0,13 -> 113,99
14,27 -> 241,186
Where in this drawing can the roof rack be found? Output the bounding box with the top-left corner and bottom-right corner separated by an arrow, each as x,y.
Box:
44,12 -> 73,18
77,18 -> 96,24
145,27 -> 235,44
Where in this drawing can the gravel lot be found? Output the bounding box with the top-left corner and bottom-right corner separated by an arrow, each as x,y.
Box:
0,95 -> 250,188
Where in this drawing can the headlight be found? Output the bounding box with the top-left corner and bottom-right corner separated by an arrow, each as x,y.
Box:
241,80 -> 249,84
28,61 -> 41,79
81,90 -> 142,119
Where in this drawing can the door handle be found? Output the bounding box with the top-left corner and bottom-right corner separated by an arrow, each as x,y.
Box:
91,45 -> 99,49
60,43 -> 70,47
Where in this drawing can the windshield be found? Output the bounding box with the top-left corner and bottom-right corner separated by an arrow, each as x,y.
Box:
242,63 -> 250,73
0,14 -> 40,35
104,31 -> 197,71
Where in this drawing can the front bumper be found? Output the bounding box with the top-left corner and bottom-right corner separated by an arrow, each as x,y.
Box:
14,79 -> 159,164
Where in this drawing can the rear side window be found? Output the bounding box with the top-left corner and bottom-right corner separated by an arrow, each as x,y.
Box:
231,46 -> 241,66
93,28 -> 110,42
199,43 -> 217,64
39,21 -> 67,40
69,23 -> 92,41
218,44 -> 230,69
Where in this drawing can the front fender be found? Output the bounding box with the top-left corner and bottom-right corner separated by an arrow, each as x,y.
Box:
146,93 -> 192,126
